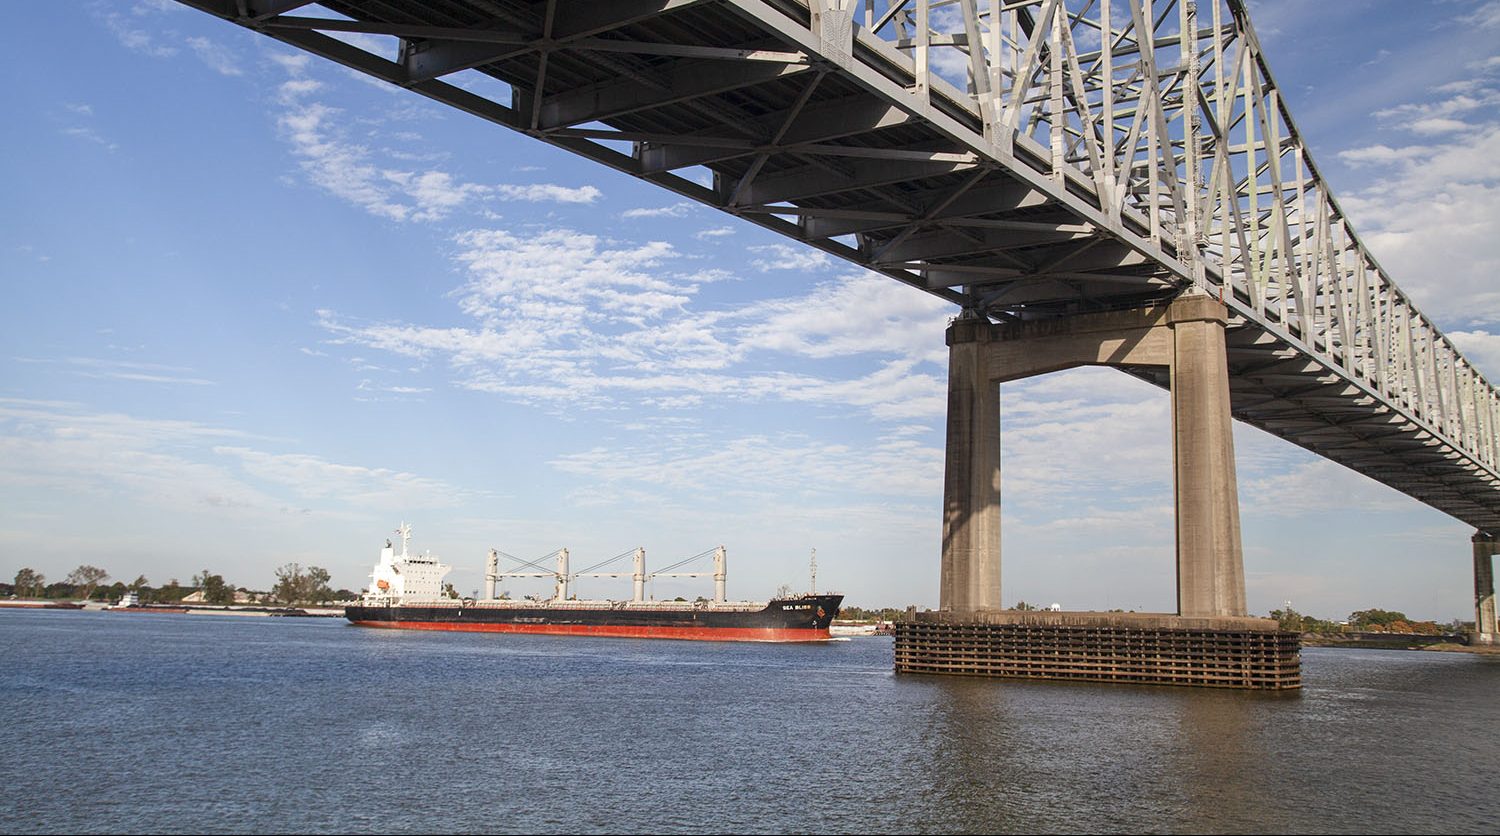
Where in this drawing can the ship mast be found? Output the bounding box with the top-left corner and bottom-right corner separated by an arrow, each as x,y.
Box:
397,522 -> 412,558
810,548 -> 817,595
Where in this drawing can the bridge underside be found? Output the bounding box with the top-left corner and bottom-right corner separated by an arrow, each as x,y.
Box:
183,0 -> 1500,532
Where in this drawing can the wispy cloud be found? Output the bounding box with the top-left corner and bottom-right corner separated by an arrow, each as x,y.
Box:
0,400 -> 472,520
1335,73 -> 1500,338
60,126 -> 118,152
97,1 -> 180,58
19,356 -> 214,386
496,183 -> 601,204
750,243 -> 832,272
272,62 -> 494,222
187,36 -> 243,76
315,221 -> 954,419
622,202 -> 695,219
215,446 -> 471,508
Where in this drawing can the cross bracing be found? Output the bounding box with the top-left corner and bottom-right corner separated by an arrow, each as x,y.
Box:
175,0 -> 1500,529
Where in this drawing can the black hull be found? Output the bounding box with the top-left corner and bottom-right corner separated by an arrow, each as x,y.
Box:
345,595 -> 844,642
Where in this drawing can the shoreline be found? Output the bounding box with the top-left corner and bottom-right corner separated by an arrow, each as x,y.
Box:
1300,633 -> 1500,655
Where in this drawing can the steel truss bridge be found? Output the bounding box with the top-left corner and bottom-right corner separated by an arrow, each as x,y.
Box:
179,0 -> 1500,530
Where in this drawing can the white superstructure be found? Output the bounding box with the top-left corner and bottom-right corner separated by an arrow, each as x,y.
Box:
363,522 -> 451,605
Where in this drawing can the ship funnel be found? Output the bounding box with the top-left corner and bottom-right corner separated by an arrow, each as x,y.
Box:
714,545 -> 727,603
633,547 -> 646,603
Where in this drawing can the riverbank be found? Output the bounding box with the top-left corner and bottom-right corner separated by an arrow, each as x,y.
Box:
1300,632 -> 1500,654
1,599 -> 345,618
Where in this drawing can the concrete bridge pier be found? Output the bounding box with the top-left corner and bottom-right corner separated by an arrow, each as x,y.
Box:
1169,296 -> 1247,618
938,290 -> 1247,618
1474,532 -> 1497,645
914,291 -> 1294,689
939,313 -> 1001,612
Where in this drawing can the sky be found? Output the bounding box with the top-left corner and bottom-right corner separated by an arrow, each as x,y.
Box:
3,0 -> 1499,621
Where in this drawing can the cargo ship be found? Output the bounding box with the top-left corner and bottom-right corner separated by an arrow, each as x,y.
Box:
345,525 -> 842,642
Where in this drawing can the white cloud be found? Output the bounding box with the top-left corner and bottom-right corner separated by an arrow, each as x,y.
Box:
0,402 -> 269,514
454,227 -> 687,321
269,53 -> 310,74
496,183 -> 602,204
187,36 -> 242,76
214,447 -> 469,508
734,272 -> 951,364
1239,458 -> 1412,518
61,126 -> 117,152
0,399 -> 474,525
694,226 -> 735,240
317,228 -> 956,419
1409,117 -> 1470,135
100,9 -> 177,58
1337,144 -> 1427,166
1461,1 -> 1500,30
272,65 -> 493,222
550,429 -> 942,503
622,202 -> 695,219
1334,73 -> 1500,330
1449,329 -> 1500,380
750,243 -> 833,272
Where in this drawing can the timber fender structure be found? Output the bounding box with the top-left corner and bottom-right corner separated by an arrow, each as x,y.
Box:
895,611 -> 1301,690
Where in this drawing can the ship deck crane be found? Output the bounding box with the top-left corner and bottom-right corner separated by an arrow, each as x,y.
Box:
649,546 -> 727,603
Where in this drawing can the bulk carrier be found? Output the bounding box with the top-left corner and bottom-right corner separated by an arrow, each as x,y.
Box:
345,525 -> 842,642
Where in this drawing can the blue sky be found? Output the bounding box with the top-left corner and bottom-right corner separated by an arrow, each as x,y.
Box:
4,1 -> 1499,620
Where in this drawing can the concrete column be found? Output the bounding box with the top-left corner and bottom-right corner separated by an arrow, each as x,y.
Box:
1473,531 -> 1497,644
1169,293 -> 1247,617
940,314 -> 1001,612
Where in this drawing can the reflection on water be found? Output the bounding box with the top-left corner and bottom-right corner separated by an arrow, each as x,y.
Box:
2,611 -> 1496,834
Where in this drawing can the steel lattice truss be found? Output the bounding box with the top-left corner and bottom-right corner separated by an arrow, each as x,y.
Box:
176,0 -> 1500,529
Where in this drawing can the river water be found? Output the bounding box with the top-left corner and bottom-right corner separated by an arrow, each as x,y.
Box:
2,609 -> 1495,834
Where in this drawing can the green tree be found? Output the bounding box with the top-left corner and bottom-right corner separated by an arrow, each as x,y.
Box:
1269,607 -> 1305,632
272,563 -> 306,604
128,575 -> 149,592
272,563 -> 334,604
64,565 -> 110,601
156,579 -> 186,603
442,582 -> 460,600
192,570 -> 235,605
13,568 -> 45,598
1349,608 -> 1409,630
306,567 -> 332,603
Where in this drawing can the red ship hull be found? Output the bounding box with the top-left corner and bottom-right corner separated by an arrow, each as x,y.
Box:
349,619 -> 832,642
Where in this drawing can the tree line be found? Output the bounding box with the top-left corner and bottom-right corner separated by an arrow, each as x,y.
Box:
1268,606 -> 1467,635
5,564 -> 358,606
838,601 -> 1471,634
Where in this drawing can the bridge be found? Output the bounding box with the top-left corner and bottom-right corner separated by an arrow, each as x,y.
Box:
174,0 -> 1500,651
